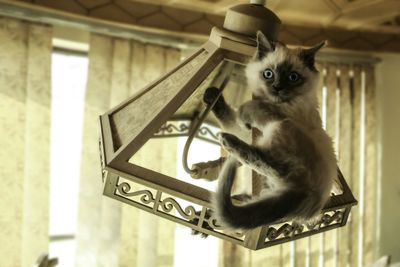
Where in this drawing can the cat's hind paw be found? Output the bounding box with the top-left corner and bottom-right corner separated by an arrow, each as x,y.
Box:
191,229 -> 209,238
189,209 -> 212,238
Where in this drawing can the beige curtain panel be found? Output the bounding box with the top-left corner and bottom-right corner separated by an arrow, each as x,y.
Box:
0,17 -> 52,267
75,33 -> 181,267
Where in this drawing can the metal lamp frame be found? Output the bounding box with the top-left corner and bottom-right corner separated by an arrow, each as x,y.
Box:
99,2 -> 357,250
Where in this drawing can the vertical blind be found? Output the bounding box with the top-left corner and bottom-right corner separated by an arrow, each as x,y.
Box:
224,61 -> 378,267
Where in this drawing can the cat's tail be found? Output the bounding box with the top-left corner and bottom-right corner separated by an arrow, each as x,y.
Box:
214,157 -> 319,229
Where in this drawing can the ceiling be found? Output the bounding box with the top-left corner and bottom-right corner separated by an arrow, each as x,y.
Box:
132,0 -> 400,31
5,0 -> 400,52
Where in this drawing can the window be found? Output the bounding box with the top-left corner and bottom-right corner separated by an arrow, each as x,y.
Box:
49,50 -> 88,267
173,137 -> 220,267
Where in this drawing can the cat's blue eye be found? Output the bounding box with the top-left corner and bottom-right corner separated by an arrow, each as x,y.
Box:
288,72 -> 300,82
263,69 -> 274,80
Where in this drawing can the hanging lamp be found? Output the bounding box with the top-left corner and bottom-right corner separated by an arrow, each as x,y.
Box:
99,0 -> 357,250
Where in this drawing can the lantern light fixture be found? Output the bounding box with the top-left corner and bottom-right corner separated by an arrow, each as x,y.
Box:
99,0 -> 357,250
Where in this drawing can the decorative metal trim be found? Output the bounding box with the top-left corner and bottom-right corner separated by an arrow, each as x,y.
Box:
321,210 -> 343,224
116,182 -> 155,204
197,125 -> 220,141
154,121 -> 190,136
206,211 -> 223,230
109,176 -> 247,243
265,223 -> 304,240
104,174 -> 355,250
159,197 -> 197,221
153,120 -> 220,145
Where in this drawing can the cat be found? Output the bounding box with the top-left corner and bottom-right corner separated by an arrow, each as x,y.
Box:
203,31 -> 337,229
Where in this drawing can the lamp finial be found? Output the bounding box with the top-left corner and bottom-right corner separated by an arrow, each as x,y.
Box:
250,0 -> 266,5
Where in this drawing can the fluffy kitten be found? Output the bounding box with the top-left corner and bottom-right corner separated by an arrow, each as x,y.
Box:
204,31 -> 336,229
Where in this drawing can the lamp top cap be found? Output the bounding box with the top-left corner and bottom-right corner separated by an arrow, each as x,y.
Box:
223,1 -> 281,41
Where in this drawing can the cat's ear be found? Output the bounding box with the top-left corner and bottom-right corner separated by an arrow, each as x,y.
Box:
255,31 -> 274,60
299,40 -> 326,71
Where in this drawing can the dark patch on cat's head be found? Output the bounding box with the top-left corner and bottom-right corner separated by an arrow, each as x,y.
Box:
263,60 -> 306,103
246,39 -> 321,104
299,41 -> 326,72
255,30 -> 275,60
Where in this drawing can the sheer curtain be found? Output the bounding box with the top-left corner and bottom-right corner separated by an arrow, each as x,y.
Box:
0,17 -> 52,267
75,33 -> 181,267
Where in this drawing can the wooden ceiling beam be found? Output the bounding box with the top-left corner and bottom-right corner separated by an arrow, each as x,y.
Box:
340,0 -> 389,13
322,0 -> 341,12
129,0 -> 223,15
215,0 -> 247,13
332,0 -> 400,29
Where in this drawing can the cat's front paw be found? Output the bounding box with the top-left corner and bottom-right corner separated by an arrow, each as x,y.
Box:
203,87 -> 221,106
220,133 -> 252,163
204,87 -> 228,118
220,133 -> 242,153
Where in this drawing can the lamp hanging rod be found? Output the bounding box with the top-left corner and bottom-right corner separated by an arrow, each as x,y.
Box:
250,0 -> 266,5
182,62 -> 235,176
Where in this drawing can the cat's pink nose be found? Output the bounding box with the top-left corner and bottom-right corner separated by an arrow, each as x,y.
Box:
272,85 -> 283,91
271,85 -> 285,97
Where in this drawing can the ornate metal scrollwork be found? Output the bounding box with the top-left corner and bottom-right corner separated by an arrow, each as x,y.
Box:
305,210 -> 344,230
153,121 -> 220,143
320,210 -> 343,225
154,122 -> 190,136
265,223 -> 304,240
197,126 -> 220,141
197,209 -> 245,239
159,197 -> 197,221
116,182 -> 155,204
106,173 -> 353,249
206,212 -> 223,230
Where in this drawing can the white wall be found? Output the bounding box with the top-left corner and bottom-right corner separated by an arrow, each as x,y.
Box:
375,53 -> 400,263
